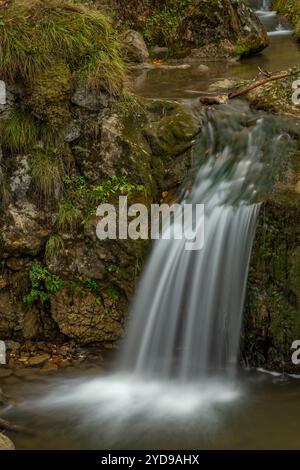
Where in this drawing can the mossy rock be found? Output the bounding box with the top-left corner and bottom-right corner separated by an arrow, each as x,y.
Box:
25,62 -> 72,130
243,147 -> 300,372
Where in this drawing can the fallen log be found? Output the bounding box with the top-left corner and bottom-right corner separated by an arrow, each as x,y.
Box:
200,69 -> 299,105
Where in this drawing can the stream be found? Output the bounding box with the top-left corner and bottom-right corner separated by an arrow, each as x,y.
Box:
1,1 -> 300,450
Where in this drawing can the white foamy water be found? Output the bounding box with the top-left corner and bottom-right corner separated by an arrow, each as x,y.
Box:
38,373 -> 241,430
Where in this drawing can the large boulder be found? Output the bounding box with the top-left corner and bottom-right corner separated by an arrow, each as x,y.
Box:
123,30 -> 150,63
174,0 -> 269,59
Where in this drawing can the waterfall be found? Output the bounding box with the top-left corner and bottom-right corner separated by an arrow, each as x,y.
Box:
40,103 -> 293,435
121,104 -> 262,379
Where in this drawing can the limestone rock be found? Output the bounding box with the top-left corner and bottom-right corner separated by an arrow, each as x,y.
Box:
51,287 -> 124,344
0,202 -> 51,256
71,84 -> 111,111
46,241 -> 106,280
123,30 -> 149,63
9,155 -> 31,202
27,354 -> 50,367
0,433 -> 15,450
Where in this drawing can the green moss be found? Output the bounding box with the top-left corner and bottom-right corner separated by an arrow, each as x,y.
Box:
234,37 -> 265,57
142,0 -> 193,47
26,62 -> 72,129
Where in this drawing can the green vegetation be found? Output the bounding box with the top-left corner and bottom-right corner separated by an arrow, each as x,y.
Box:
57,200 -> 82,232
45,234 -> 64,260
23,262 -> 63,305
273,0 -> 300,38
0,0 -> 125,94
0,0 -> 126,179
26,62 -> 72,129
234,37 -> 265,57
113,92 -> 146,119
30,151 -> 62,204
142,0 -> 193,47
0,109 -> 40,153
71,276 -> 102,306
92,175 -> 145,204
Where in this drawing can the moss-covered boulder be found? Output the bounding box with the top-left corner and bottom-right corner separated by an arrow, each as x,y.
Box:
110,0 -> 269,59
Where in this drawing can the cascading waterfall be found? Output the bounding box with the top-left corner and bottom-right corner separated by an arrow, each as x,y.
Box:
122,105 -> 262,380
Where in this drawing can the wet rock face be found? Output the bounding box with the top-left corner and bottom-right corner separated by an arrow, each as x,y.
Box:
51,287 -> 125,344
0,73 -> 199,345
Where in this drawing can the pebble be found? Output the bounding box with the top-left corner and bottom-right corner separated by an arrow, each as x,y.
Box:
0,433 -> 15,450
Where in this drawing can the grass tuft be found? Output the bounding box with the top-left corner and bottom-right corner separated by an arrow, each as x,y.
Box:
45,234 -> 64,260
57,199 -> 82,232
30,151 -> 62,204
0,0 -> 125,95
0,108 -> 40,153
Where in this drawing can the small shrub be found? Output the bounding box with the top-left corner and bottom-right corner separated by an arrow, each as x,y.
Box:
23,262 -> 63,305
92,175 -> 144,203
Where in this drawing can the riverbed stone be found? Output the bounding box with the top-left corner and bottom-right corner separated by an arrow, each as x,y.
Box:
0,433 -> 15,450
123,30 -> 149,63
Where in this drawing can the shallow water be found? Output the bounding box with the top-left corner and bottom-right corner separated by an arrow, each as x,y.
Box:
2,371 -> 300,449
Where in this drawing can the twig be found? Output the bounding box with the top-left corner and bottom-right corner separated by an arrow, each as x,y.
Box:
200,69 -> 300,105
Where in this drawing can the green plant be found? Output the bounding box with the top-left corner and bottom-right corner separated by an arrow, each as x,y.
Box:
23,262 -> 63,305
0,108 -> 40,153
45,234 -> 64,260
57,200 -> 82,232
92,175 -> 144,203
106,285 -> 121,299
82,277 -> 99,293
30,151 -> 62,204
143,0 -> 193,47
